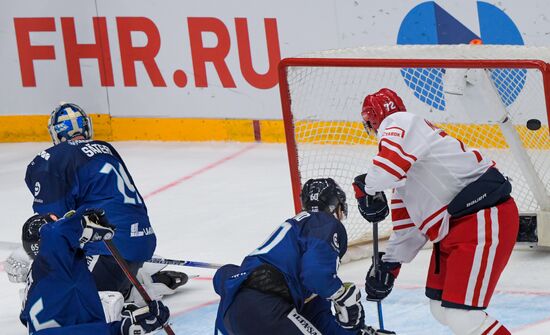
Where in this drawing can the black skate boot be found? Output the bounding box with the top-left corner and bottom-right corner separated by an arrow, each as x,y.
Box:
151,271 -> 189,290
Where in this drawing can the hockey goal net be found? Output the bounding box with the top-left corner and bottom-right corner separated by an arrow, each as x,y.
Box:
278,45 -> 550,254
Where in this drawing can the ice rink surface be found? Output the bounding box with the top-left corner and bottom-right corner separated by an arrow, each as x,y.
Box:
1,141 -> 549,334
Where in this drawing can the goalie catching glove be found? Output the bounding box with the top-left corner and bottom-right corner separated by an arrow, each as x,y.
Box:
5,247 -> 32,283
352,174 -> 389,223
120,300 -> 170,335
365,253 -> 401,301
330,282 -> 365,329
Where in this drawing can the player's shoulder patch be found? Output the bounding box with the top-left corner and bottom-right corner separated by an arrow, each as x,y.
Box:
382,126 -> 405,138
330,232 -> 340,253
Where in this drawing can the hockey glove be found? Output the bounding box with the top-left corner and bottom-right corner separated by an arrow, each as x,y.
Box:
5,247 -> 32,283
330,282 -> 365,329
353,174 -> 389,223
121,300 -> 170,335
365,252 -> 401,301
79,209 -> 115,247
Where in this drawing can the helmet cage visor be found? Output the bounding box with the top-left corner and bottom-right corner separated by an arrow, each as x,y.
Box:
361,109 -> 376,136
48,104 -> 93,144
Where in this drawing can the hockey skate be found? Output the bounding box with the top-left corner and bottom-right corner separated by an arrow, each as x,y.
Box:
360,326 -> 396,335
152,270 -> 189,290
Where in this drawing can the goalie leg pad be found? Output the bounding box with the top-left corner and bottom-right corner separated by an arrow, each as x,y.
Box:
99,291 -> 125,322
127,261 -> 187,304
89,255 -> 142,299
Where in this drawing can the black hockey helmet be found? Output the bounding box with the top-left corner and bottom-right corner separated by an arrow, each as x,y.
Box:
22,213 -> 57,259
300,178 -> 348,219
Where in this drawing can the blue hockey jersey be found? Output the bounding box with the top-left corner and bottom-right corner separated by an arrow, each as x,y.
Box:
25,140 -> 155,261
20,209 -> 122,335
213,211 -> 349,334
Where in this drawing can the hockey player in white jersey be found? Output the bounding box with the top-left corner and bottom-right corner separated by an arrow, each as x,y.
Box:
352,88 -> 518,335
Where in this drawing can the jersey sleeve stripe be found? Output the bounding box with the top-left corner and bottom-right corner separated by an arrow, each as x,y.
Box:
472,149 -> 483,163
374,156 -> 408,177
424,218 -> 443,240
391,207 -> 410,221
373,159 -> 406,180
379,140 -> 416,165
379,138 -> 417,162
391,199 -> 403,204
390,202 -> 407,210
378,145 -> 413,173
419,205 -> 448,231
393,223 -> 416,231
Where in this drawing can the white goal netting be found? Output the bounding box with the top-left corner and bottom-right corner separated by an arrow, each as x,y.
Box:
280,45 -> 550,248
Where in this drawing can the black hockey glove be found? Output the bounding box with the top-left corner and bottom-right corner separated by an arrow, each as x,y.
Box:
121,300 -> 170,335
79,209 -> 115,247
353,174 -> 389,223
365,252 -> 401,301
330,282 -> 365,330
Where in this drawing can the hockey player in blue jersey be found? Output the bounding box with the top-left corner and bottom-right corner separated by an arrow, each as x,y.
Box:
17,102 -> 187,300
19,208 -> 170,334
213,178 -> 384,335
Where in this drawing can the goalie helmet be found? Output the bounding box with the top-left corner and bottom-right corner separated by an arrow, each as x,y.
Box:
300,178 -> 348,219
48,103 -> 93,145
361,88 -> 406,134
22,213 -> 57,259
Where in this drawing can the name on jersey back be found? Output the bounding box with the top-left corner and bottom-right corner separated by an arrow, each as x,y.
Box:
81,143 -> 113,158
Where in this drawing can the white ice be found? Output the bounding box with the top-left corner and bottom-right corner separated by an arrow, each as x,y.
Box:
1,142 -> 549,334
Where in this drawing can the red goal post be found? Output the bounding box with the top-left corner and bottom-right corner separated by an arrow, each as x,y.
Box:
278,45 -> 550,253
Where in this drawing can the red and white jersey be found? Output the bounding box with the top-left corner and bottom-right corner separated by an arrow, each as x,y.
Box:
364,112 -> 494,263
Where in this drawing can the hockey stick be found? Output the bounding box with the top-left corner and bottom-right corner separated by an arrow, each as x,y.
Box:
104,240 -> 176,335
147,256 -> 223,269
371,220 -> 385,331
369,222 -> 397,334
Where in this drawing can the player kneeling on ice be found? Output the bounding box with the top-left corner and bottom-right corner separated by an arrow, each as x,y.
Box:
19,209 -> 170,335
353,88 -> 518,335
17,102 -> 187,303
213,178 -> 385,335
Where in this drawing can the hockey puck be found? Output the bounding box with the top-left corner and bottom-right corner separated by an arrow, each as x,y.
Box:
526,119 -> 541,131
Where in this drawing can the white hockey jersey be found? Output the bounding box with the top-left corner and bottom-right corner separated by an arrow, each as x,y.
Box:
364,112 -> 493,263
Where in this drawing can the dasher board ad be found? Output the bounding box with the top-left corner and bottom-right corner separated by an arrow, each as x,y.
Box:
0,0 -> 547,119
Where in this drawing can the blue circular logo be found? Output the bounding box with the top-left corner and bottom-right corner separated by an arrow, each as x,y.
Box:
397,1 -> 525,110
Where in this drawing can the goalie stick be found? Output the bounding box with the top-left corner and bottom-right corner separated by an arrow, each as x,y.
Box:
104,240 -> 176,335
147,256 -> 223,269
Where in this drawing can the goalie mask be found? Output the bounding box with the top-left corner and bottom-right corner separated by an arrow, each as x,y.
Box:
48,103 -> 93,145
361,88 -> 406,135
300,178 -> 348,220
22,213 -> 57,259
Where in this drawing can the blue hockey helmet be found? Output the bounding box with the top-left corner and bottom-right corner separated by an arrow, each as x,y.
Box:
48,103 -> 93,144
300,178 -> 348,220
